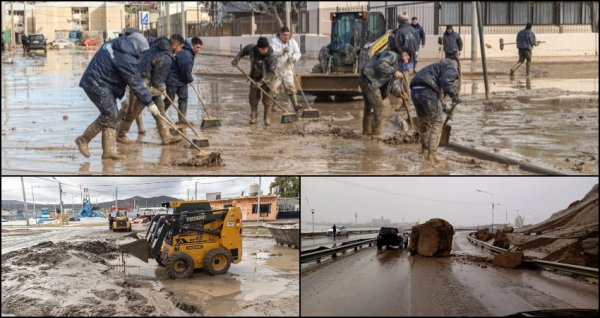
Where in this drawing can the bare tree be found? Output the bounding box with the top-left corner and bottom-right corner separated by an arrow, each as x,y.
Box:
245,1 -> 303,32
584,1 -> 598,33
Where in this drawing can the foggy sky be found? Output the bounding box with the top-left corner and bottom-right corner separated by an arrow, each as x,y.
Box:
301,177 -> 598,227
2,177 -> 275,206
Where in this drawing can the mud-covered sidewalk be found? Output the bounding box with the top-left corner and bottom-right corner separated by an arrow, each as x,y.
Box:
1,223 -> 299,316
1,50 -> 597,174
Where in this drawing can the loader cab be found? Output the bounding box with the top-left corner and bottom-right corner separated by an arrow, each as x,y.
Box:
161,200 -> 212,215
327,11 -> 386,73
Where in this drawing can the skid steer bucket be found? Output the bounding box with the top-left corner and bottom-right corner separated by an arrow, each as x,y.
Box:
118,238 -> 149,263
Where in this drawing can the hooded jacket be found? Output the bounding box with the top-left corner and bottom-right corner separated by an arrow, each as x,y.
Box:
166,43 -> 195,87
269,33 -> 301,74
516,28 -> 537,50
234,44 -> 277,82
440,30 -> 463,55
410,59 -> 459,98
388,20 -> 420,59
411,23 -> 426,46
79,36 -> 153,105
360,50 -> 403,99
139,37 -> 173,89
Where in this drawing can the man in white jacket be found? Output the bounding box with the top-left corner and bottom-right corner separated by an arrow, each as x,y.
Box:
270,26 -> 302,112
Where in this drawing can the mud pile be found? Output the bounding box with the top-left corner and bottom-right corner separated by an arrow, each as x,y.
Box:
474,228 -> 494,241
509,184 -> 598,268
493,230 -> 510,249
1,240 -> 118,267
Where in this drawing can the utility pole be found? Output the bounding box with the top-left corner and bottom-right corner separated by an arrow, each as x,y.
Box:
166,1 -> 171,37
180,1 -> 186,38
115,186 -> 118,213
195,181 -> 198,200
58,181 -> 66,225
285,1 -> 291,28
11,1 -> 15,48
471,1 -> 477,60
257,177 -> 262,225
20,177 -> 30,226
354,213 -> 357,225
311,209 -> 315,233
31,185 -> 35,215
187,188 -> 189,200
196,1 -> 200,36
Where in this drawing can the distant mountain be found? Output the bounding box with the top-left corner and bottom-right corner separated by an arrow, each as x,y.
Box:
2,195 -> 181,212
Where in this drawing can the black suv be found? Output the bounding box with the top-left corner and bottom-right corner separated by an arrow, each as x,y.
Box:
25,34 -> 47,55
377,226 -> 403,250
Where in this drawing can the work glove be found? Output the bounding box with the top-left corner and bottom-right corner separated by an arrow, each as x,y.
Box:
156,83 -> 166,93
282,47 -> 289,55
253,79 -> 265,88
452,96 -> 463,105
442,102 -> 449,113
535,41 -> 541,46
287,56 -> 295,65
393,71 -> 404,80
147,102 -> 160,116
231,58 -> 239,67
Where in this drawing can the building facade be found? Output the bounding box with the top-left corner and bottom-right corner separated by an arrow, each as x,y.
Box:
209,195 -> 299,221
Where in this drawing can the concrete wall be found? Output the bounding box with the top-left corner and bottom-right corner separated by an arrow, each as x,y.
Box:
200,32 -> 599,59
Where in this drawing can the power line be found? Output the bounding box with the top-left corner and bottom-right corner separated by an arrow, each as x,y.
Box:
324,178 -> 490,205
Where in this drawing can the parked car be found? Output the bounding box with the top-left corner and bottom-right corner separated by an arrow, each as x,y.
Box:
25,34 -> 47,55
377,226 -> 403,250
81,38 -> 99,46
52,39 -> 74,49
326,225 -> 348,236
69,216 -> 80,222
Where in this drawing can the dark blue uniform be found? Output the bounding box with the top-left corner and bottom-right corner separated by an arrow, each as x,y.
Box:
165,43 -> 195,114
80,36 -> 152,128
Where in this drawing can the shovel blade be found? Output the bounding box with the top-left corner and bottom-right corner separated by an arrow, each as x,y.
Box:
119,238 -> 149,263
439,125 -> 452,146
281,113 -> 299,123
301,109 -> 320,119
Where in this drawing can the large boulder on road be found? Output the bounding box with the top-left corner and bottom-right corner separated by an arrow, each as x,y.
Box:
502,226 -> 514,233
408,218 -> 454,257
493,230 -> 510,250
493,251 -> 523,268
474,228 -> 494,241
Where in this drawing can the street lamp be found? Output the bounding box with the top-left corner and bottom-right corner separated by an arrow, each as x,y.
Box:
496,203 -> 509,227
476,189 -> 494,232
354,213 -> 357,225
311,209 -> 315,233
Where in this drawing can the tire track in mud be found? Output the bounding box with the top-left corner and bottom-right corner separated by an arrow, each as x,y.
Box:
1,227 -> 100,254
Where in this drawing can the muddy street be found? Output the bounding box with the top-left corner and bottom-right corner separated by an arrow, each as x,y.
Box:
301,231 -> 598,316
1,222 -> 299,316
1,51 -> 597,174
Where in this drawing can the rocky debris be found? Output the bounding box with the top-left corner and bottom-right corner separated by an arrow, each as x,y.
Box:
493,251 -> 524,268
330,127 -> 361,139
502,226 -> 515,233
581,237 -> 598,256
176,150 -> 225,167
474,228 -> 494,241
493,230 -> 511,250
91,289 -> 120,301
408,218 -> 454,257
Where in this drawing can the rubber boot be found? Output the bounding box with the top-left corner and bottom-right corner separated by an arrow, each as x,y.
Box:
155,115 -> 182,145
264,103 -> 273,126
116,118 -> 134,143
362,114 -> 372,136
249,103 -> 258,124
525,62 -> 530,76
289,93 -> 300,112
418,119 -> 430,158
413,61 -> 418,74
101,128 -> 122,160
75,121 -> 102,158
135,113 -> 145,134
427,123 -> 444,163
371,111 -> 383,138
177,100 -> 188,125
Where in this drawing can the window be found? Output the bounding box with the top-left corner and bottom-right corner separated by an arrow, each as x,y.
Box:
486,2 -> 509,25
251,204 -> 271,216
511,2 -> 530,25
440,2 -> 461,26
533,2 -> 555,24
386,7 -> 396,30
561,2 -> 582,24
224,204 -> 232,209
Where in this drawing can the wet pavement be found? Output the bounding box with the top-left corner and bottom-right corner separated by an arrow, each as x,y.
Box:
1,223 -> 299,316
1,50 -> 597,174
301,232 -> 598,316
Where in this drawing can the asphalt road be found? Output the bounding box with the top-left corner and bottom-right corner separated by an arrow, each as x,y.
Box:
301,232 -> 598,316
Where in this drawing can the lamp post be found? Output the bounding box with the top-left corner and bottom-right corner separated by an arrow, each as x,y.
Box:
496,203 -> 509,227
476,189 -> 494,232
354,213 -> 357,225
311,209 -> 315,233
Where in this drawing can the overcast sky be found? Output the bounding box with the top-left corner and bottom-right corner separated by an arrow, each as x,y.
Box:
301,177 -> 598,227
2,177 -> 275,205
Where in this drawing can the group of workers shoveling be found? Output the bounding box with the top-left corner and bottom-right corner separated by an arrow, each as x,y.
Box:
75,15 -> 541,164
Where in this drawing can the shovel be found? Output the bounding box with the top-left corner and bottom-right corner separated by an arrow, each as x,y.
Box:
439,100 -> 460,146
152,111 -> 205,152
500,38 -> 545,50
286,53 -> 320,119
235,65 -> 298,124
189,84 -> 222,128
400,76 -> 414,133
162,92 -> 209,148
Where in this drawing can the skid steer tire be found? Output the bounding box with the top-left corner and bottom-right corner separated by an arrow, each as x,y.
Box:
203,248 -> 232,275
166,252 -> 195,279
155,255 -> 165,267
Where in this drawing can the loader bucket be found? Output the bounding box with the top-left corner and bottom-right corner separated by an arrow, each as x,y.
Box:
118,238 -> 149,263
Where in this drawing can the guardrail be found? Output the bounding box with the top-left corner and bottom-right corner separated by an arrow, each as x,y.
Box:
466,233 -> 598,278
300,238 -> 377,264
301,229 -> 379,238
